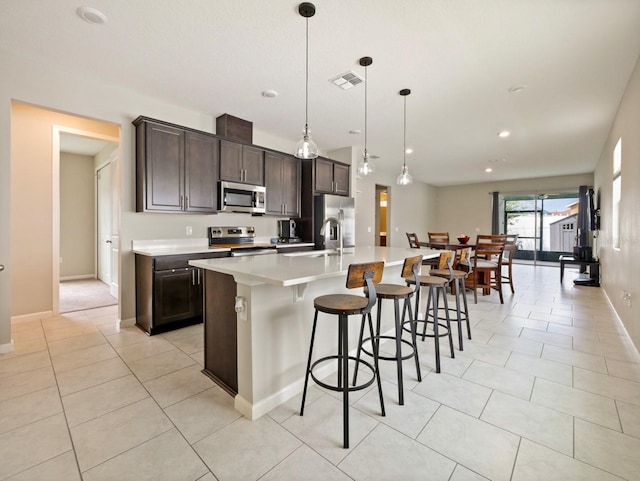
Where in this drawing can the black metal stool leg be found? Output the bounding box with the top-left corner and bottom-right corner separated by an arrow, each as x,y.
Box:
460,277 -> 472,339
432,286 -> 441,373
453,277 -> 464,350
423,286 -> 433,341
393,297 -> 405,405
368,312 -> 386,417
441,288 -> 455,359
340,313 -> 349,449
337,315 -> 343,389
300,310 -> 319,416
352,314 -> 367,386
404,297 -> 422,381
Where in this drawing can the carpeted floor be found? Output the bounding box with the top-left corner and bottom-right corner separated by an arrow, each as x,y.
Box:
59,278 -> 117,313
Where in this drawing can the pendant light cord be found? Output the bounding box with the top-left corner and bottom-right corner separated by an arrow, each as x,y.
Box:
364,63 -> 368,156
304,17 -> 309,132
403,95 -> 407,168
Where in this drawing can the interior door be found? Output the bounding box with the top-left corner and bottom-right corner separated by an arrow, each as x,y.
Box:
97,162 -> 112,284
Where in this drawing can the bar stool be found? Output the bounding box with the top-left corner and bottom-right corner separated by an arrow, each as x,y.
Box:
406,253 -> 455,373
429,248 -> 473,350
352,255 -> 423,405
300,261 -> 385,449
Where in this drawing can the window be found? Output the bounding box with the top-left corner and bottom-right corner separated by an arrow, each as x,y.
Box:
612,138 -> 622,249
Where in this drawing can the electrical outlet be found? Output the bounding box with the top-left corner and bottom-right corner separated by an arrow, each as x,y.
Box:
367,226 -> 372,233
622,291 -> 632,307
186,226 -> 192,236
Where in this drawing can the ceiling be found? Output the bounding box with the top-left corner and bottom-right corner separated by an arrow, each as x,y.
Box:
3,1 -> 640,186
60,133 -> 111,156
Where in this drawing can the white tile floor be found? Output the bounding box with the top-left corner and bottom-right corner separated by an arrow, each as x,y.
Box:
1,264 -> 640,480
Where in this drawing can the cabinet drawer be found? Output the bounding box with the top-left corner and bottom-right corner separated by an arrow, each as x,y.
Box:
154,252 -> 228,271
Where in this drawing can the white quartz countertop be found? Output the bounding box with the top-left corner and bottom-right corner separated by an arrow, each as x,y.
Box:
189,246 -> 440,287
131,238 -> 314,256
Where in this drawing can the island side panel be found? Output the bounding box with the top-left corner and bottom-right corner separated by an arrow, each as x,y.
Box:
203,270 -> 238,395
234,263 -> 403,419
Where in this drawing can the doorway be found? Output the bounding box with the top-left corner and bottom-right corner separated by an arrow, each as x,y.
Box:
57,130 -> 119,313
375,185 -> 389,246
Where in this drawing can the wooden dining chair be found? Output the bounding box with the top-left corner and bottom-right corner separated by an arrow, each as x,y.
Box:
502,234 -> 518,294
466,234 -> 507,303
428,232 -> 450,247
406,233 -> 438,269
406,232 -> 420,248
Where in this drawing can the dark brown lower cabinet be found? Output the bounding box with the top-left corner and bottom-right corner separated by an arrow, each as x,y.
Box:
202,270 -> 238,395
135,252 -> 228,335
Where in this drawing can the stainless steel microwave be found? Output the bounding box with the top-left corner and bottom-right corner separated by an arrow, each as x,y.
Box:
219,181 -> 266,214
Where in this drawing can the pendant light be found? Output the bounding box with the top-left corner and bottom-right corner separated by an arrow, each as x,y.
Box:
357,56 -> 375,176
294,3 -> 319,159
396,88 -> 414,185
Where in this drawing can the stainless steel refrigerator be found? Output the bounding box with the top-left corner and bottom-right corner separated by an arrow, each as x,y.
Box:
313,195 -> 355,250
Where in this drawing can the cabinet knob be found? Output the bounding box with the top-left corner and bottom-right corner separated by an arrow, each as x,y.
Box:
0,265 -> 4,272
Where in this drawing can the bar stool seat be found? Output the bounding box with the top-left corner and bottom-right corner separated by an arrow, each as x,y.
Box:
353,255 -> 423,406
300,261 -> 385,449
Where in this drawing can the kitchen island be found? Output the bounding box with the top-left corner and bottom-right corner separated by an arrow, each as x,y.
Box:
189,246 -> 439,420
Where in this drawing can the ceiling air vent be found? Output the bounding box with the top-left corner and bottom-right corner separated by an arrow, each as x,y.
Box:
330,71 -> 364,90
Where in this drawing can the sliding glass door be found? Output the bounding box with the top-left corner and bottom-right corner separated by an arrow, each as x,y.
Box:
498,191 -> 579,262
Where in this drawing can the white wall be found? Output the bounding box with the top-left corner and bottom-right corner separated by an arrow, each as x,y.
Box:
60,153 -> 95,279
594,54 -> 640,348
354,164 -> 437,248
0,55 -> 10,351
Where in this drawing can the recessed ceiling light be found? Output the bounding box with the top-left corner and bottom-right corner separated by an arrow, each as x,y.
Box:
405,148 -> 413,154
261,90 -> 278,98
76,6 -> 108,24
349,129 -> 361,135
497,130 -> 510,138
485,167 -> 493,173
508,85 -> 526,93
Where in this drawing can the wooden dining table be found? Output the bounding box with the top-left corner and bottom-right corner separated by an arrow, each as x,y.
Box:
419,242 -> 475,250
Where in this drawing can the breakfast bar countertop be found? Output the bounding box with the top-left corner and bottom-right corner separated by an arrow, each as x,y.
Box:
189,246 -> 441,286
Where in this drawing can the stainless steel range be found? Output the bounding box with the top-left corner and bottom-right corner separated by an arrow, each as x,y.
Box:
208,226 -> 277,257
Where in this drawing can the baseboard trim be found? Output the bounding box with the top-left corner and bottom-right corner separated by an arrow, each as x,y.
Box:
602,286 -> 640,360
60,275 -> 96,281
119,317 -> 136,328
0,340 -> 14,354
11,311 -> 54,323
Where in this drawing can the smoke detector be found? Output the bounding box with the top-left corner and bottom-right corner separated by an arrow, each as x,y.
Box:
76,6 -> 108,24
330,71 -> 364,90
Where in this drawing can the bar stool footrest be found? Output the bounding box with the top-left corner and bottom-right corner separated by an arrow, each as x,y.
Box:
408,319 -> 451,338
359,335 -> 417,362
310,356 -> 377,393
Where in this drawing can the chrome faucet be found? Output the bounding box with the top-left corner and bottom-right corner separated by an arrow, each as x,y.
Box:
319,209 -> 344,256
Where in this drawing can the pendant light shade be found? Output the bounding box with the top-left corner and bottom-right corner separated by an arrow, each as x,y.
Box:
396,88 -> 414,186
357,56 -> 375,176
295,3 -> 318,159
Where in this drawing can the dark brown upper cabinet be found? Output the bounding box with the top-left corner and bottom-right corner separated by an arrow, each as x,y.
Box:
134,117 -> 219,213
264,151 -> 301,216
308,157 -> 350,196
219,140 -> 264,185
